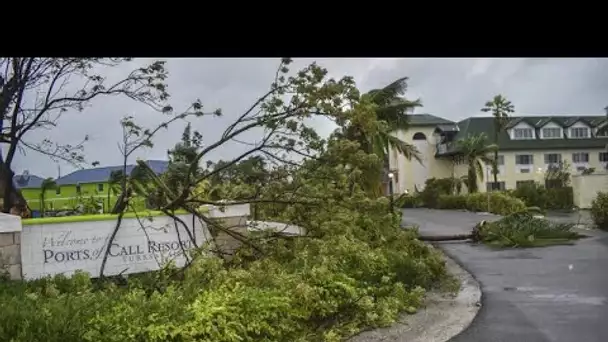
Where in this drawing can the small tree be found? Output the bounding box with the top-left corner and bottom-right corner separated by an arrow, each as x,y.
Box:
481,95 -> 514,190
544,160 -> 571,189
341,77 -> 422,196
456,133 -> 497,193
39,177 -> 56,217
0,58 -> 171,213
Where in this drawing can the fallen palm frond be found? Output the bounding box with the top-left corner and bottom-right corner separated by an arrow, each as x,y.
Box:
413,207 -> 585,248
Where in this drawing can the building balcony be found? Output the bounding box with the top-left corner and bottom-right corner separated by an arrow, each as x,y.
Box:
435,142 -> 456,156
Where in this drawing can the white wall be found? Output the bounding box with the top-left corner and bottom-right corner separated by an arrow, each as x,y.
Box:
572,173 -> 608,209
21,214 -> 209,280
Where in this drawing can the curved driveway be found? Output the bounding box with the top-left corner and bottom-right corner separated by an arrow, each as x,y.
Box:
402,208 -> 608,342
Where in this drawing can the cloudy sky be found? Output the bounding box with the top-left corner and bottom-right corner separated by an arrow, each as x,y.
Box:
12,58 -> 608,178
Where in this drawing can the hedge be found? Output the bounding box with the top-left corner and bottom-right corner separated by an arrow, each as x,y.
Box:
510,182 -> 573,211
591,191 -> 608,230
436,192 -> 526,216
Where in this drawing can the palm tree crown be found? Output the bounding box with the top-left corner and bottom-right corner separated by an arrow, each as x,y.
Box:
481,94 -> 514,188
456,133 -> 498,193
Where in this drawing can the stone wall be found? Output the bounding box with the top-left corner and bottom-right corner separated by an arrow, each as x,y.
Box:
207,203 -> 250,257
0,213 -> 22,280
1,204 -> 253,281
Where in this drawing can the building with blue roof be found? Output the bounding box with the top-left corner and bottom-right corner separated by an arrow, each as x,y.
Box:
20,160 -> 169,213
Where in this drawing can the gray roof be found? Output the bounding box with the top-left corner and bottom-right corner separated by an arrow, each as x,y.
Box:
56,160 -> 169,185
437,115 -> 608,155
409,114 -> 455,126
13,174 -> 45,189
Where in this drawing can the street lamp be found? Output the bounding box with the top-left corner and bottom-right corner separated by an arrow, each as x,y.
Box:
388,172 -> 394,213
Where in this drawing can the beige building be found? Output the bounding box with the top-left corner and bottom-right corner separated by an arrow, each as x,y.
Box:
388,114 -> 608,194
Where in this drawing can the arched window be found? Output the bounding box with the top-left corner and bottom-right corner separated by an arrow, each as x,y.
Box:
412,132 -> 427,140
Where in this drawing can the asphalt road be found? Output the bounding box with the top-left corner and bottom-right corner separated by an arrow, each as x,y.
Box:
402,208 -> 608,342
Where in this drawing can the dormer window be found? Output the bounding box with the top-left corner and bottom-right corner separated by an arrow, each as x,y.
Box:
541,127 -> 562,139
513,128 -> 534,139
570,127 -> 590,138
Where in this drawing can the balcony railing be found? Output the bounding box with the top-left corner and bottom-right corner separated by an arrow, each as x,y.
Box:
435,142 -> 456,155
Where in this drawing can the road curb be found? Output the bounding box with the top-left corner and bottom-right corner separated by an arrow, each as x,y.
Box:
348,249 -> 482,342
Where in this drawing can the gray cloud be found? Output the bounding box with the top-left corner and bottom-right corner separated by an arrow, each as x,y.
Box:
12,58 -> 608,178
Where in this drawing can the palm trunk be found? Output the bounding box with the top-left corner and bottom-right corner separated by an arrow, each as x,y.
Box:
106,188 -> 111,213
468,158 -> 478,193
493,128 -> 499,189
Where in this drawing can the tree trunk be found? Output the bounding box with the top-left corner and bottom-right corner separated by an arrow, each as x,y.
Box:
0,162 -> 25,214
40,194 -> 45,217
418,234 -> 472,242
467,159 -> 478,193
493,128 -> 499,188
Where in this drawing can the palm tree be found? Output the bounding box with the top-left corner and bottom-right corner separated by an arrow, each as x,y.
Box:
456,133 -> 498,193
107,170 -> 123,213
481,95 -> 514,190
39,177 -> 57,217
345,77 -> 422,195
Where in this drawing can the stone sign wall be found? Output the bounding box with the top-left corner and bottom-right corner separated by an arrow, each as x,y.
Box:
21,214 -> 208,280
0,213 -> 22,279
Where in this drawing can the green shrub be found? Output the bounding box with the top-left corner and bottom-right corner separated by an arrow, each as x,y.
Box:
545,187 -> 574,210
512,182 -> 547,208
0,200 -> 450,342
419,178 -> 457,208
511,183 -> 573,211
591,191 -> 608,231
395,193 -> 422,208
465,192 -> 526,216
477,211 -> 583,248
436,194 -> 467,210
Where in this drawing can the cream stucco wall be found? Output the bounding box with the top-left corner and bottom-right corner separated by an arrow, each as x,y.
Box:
389,124 -> 608,194
388,126 -> 452,194
572,173 -> 608,209
481,148 -> 607,191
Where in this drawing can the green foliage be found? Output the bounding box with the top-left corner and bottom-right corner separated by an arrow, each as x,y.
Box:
464,192 -> 526,215
0,60 -> 457,342
434,192 -> 525,216
0,214 -> 447,342
418,177 -> 525,216
395,193 -> 422,208
436,194 -> 468,210
544,160 -> 571,188
39,177 -> 57,217
476,211 -> 582,248
454,133 -> 497,193
481,94 -> 515,185
546,187 -> 574,210
340,77 -> 421,197
511,182 -> 573,211
512,182 -> 547,209
591,191 -> 608,230
419,178 -> 457,208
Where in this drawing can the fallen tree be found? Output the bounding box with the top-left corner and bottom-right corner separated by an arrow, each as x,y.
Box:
0,58 -> 459,342
415,211 -> 585,248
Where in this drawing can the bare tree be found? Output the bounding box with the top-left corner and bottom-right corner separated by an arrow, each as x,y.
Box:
0,58 -> 171,213
98,58 -> 362,275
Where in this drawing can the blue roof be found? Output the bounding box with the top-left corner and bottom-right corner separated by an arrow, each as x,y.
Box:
13,174 -> 46,189
55,160 -> 169,186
